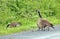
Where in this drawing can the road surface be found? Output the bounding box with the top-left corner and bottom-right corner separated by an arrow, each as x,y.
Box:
0,25 -> 60,39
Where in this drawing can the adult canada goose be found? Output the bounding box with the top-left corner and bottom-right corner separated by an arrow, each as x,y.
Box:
36,10 -> 54,31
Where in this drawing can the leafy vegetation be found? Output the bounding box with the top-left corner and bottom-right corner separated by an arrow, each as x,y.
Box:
0,0 -> 60,35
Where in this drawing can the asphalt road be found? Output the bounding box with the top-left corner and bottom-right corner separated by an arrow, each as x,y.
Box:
0,25 -> 60,39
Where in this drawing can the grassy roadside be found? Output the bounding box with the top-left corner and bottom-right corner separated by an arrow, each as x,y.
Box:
0,17 -> 60,36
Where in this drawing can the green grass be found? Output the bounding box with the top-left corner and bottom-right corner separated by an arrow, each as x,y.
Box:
0,0 -> 60,36
0,24 -> 37,36
47,17 -> 60,25
0,17 -> 37,36
0,17 -> 60,36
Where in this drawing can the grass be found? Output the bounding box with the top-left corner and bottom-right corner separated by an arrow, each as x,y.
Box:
0,17 -> 60,36
0,0 -> 60,36
0,17 -> 37,36
0,25 -> 37,36
47,17 -> 60,25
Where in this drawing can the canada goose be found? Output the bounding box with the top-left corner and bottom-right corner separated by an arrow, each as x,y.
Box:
6,22 -> 22,28
36,10 -> 54,31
